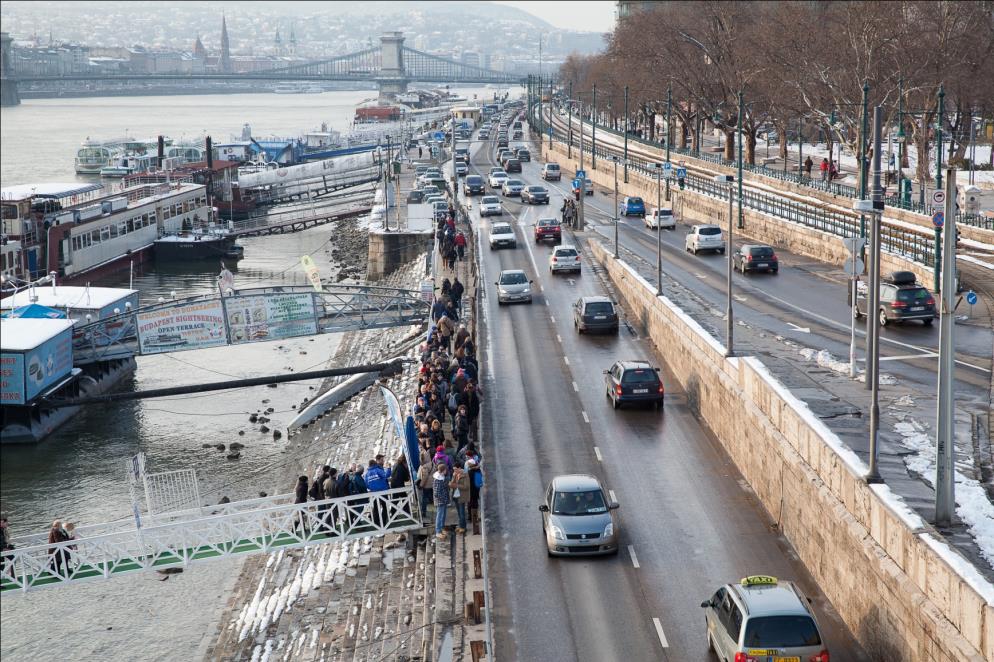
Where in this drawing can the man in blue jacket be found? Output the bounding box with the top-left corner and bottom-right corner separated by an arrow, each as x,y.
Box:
364,459 -> 390,527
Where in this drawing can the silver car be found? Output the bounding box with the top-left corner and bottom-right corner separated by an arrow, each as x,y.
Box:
539,474 -> 620,556
495,269 -> 533,304
701,575 -> 829,662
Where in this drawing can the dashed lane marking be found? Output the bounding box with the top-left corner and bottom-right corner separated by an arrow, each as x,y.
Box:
652,617 -> 670,648
550,314 -> 555,323
594,446 -> 603,461
695,272 -> 707,279
608,489 -> 617,502
628,545 -> 640,568
563,356 -> 570,365
876,352 -> 939,362
557,334 -> 563,343
572,380 -> 579,392
582,411 -> 590,423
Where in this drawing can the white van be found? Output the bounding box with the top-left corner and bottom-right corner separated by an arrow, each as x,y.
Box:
541,163 -> 562,181
645,207 -> 676,230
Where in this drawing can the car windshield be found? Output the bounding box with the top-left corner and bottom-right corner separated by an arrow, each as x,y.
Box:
622,369 -> 658,383
493,171 -> 507,177
492,225 -> 513,235
467,176 -> 482,184
546,164 -> 560,171
743,616 -> 822,648
585,302 -> 614,315
699,227 -> 722,236
482,196 -> 499,204
555,248 -> 578,257
499,272 -> 527,285
506,179 -> 522,187
896,288 -> 931,302
527,186 -> 545,193
628,198 -> 643,205
749,247 -> 774,257
552,490 -> 607,515
538,219 -> 558,227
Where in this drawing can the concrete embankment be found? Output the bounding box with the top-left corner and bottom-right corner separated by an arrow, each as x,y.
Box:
587,236 -> 993,661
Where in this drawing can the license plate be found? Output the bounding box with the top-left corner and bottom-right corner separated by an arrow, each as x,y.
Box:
633,388 -> 649,394
773,658 -> 800,662
594,316 -> 606,320
756,263 -> 768,268
910,306 -> 924,311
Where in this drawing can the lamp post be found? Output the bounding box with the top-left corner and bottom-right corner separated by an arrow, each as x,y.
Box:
623,85 -> 629,183
934,85 -> 944,294
579,97 -> 585,171
665,84 -> 672,202
567,80 -> 573,159
737,91 -> 744,229
715,174 -> 735,357
613,156 -> 620,258
592,85 -> 597,169
655,162 -> 663,295
859,81 -> 869,240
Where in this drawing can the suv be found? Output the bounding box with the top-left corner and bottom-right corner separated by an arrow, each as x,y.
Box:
516,147 -> 531,162
504,158 -> 522,173
539,474 -> 620,557
549,244 -> 581,274
854,271 -> 936,326
521,185 -> 549,205
619,196 -> 646,217
685,224 -> 726,254
542,163 -> 562,181
406,189 -> 425,204
701,575 -> 829,662
645,207 -> 675,230
604,360 -> 664,409
734,244 -> 779,274
534,217 -> 561,243
574,296 -> 619,334
463,175 -> 485,196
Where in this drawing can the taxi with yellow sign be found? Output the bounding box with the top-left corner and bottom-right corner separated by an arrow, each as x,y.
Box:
700,575 -> 829,662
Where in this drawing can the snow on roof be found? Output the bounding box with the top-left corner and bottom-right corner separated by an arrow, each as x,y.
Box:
0,286 -> 138,311
0,318 -> 75,351
0,182 -> 103,201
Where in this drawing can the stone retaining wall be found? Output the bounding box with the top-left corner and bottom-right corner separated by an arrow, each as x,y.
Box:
587,237 -> 994,661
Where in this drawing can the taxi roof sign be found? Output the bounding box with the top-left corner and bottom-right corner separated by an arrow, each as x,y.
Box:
740,575 -> 778,587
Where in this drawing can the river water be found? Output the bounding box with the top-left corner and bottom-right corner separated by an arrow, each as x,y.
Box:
0,87 -> 493,536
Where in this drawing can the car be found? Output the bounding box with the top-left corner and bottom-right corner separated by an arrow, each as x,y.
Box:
542,163 -> 562,181
505,158 -> 522,173
604,360 -> 664,409
406,189 -> 425,204
454,162 -> 469,176
516,147 -> 531,162
479,195 -> 503,217
534,217 -> 561,243
701,575 -> 829,662
494,268 -> 532,303
420,184 -> 441,197
854,271 -> 936,326
414,165 -> 429,176
539,474 -> 619,557
549,244 -> 581,274
572,178 -> 593,198
501,178 -> 524,197
645,207 -> 676,230
431,200 -> 450,221
513,120 -> 523,130
424,175 -> 447,190
734,244 -> 779,274
573,296 -> 619,334
454,148 -> 469,162
424,196 -> 445,208
497,136 -> 509,148
488,222 -> 517,249
521,185 -> 550,205
619,196 -> 646,217
489,170 -> 509,188
497,148 -> 513,164
685,224 -> 726,254
463,175 -> 485,196
513,130 -> 523,139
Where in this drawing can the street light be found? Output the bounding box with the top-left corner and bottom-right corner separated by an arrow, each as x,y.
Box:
715,174 -> 735,357
655,162 -> 663,295
613,156 -> 622,258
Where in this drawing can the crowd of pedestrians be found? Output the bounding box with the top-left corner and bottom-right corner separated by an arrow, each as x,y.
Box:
437,204 -> 468,271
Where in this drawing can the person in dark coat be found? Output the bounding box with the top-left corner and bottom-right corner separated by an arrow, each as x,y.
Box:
450,277 -> 465,312
463,382 -> 481,440
389,453 -> 412,520
293,475 -> 309,533
803,156 -> 813,179
47,520 -> 70,576
321,467 -> 339,533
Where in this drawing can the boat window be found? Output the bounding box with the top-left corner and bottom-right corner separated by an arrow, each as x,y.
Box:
90,230 -> 101,244
119,221 -> 128,236
100,226 -> 111,241
142,214 -> 149,227
109,224 -> 119,239
127,218 -> 135,232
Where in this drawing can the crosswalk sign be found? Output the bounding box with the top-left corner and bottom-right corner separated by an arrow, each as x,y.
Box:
677,167 -> 687,178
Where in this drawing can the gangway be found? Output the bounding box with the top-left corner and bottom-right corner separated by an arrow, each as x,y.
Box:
0,488 -> 420,593
71,283 -> 430,365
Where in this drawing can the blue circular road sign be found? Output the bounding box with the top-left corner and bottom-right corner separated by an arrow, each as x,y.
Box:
966,291 -> 978,305
932,211 -> 944,228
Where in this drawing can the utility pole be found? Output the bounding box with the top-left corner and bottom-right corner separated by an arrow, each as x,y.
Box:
866,106 -> 884,483
567,80 -> 573,159
725,177 -> 734,357
737,91 -> 744,229
579,97 -> 585,171
623,85 -> 629,183
859,81 -> 869,239
656,163 -> 663,295
613,156 -> 620,258
665,84 -> 672,202
934,85 -> 945,294
798,115 -> 803,180
592,84 -> 597,169
935,165 -> 957,525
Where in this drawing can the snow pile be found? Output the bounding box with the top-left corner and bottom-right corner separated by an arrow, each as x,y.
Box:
797,346 -> 898,385
893,418 -> 994,566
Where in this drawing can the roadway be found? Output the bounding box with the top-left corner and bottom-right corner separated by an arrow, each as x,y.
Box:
465,121 -> 869,660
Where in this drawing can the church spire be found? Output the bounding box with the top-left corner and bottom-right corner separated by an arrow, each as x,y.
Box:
219,14 -> 231,72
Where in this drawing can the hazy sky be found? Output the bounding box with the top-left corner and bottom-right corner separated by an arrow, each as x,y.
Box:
492,1 -> 616,32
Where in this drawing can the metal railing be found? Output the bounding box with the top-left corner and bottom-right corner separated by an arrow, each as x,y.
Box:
1,488 -> 420,593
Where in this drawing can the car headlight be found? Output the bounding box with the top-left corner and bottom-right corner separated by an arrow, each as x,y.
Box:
498,288 -> 508,295
603,522 -> 614,538
550,524 -> 565,541
521,287 -> 530,294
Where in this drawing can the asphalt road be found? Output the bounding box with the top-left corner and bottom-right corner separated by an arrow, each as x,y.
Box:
466,122 -> 869,661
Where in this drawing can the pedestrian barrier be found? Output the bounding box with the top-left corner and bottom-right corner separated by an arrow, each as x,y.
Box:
0,488 -> 420,593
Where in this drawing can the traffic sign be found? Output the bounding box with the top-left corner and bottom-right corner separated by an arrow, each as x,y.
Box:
433,131 -> 445,141
842,237 -> 866,254
932,211 -> 944,228
572,178 -> 582,190
576,169 -> 586,180
844,257 -> 865,277
930,189 -> 946,207
676,167 -> 687,179
663,162 -> 673,180
966,290 -> 978,305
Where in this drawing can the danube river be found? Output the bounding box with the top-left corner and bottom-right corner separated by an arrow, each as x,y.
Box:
0,87 -> 495,536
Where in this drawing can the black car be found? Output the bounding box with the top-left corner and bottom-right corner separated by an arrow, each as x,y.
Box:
406,189 -> 425,204
516,147 -> 531,162
733,244 -> 779,274
463,175 -> 485,196
574,296 -> 619,334
521,185 -> 549,204
604,360 -> 664,409
497,137 -> 509,148
854,271 -> 937,326
505,158 -> 522,173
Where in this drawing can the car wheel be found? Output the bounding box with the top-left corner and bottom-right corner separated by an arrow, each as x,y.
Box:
611,394 -> 619,410
923,317 -> 934,326
692,246 -> 698,255
718,247 -> 725,255
878,309 -> 889,327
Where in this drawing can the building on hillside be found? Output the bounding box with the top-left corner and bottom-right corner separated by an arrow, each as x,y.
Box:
617,1 -> 660,19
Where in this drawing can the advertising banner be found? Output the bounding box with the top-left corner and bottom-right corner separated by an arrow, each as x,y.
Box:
0,353 -> 26,405
136,300 -> 227,355
23,327 -> 73,401
225,293 -> 317,345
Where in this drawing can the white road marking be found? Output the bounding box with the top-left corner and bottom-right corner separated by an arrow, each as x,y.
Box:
876,352 -> 939,362
550,315 -> 556,323
786,322 -> 811,333
572,380 -> 579,392
695,272 -> 707,279
582,410 -> 590,423
652,617 -> 670,648
563,356 -> 570,365
545,300 -> 550,306
733,294 -> 748,302
628,545 -> 640,568
594,446 -> 603,461
608,489 -> 617,502
557,334 -> 562,343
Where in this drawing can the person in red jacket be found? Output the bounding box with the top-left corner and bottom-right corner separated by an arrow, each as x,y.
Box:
454,232 -> 467,261
819,158 -> 829,182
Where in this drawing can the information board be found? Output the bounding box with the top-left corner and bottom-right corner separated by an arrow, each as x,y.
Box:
225,293 -> 318,345
136,300 -> 227,355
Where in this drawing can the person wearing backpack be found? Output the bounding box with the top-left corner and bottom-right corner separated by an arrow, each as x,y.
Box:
347,466 -> 368,530
417,458 -> 435,525
454,405 -> 470,451
449,465 -> 470,534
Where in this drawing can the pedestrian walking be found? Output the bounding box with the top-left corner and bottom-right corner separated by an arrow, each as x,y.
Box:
450,277 -> 465,313
293,476 -> 310,533
364,459 -> 390,527
829,161 -> 838,181
432,464 -> 451,539
445,244 -> 457,270
418,146 -> 423,159
390,453 -> 412,519
437,312 -> 455,352
450,465 -> 470,534
417,458 -> 435,524
454,232 -> 466,262
47,520 -> 70,576
819,158 -> 829,182
322,467 -> 339,532
349,466 -> 368,528
803,156 -> 813,179
466,457 -> 484,528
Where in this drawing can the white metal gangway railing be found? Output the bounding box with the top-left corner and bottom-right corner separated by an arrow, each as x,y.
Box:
0,488 -> 420,593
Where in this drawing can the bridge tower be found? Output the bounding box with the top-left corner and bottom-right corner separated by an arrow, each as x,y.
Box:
377,31 -> 408,98
0,31 -> 20,107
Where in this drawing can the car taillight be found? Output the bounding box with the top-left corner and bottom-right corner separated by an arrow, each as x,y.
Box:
771,254 -> 778,261
891,301 -> 907,308
746,254 -> 753,261
552,257 -> 558,262
809,651 -> 830,662
734,654 -> 756,662
615,384 -> 623,396
925,297 -> 934,306
658,384 -> 665,394
576,254 -> 581,260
